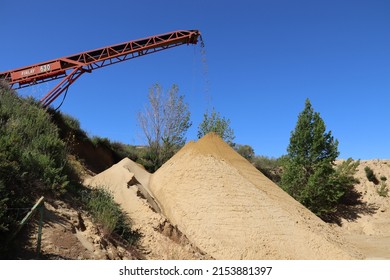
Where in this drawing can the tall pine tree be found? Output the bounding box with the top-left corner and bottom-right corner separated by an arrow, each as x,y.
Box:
281,99 -> 342,218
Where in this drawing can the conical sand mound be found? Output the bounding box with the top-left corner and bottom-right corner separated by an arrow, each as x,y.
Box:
149,133 -> 361,259
84,158 -> 209,260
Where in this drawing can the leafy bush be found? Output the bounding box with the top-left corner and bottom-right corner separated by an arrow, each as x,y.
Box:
91,136 -> 111,148
110,142 -> 142,162
48,109 -> 88,142
380,176 -> 387,182
364,166 -> 379,185
330,159 -> 360,205
253,155 -> 284,184
332,159 -> 360,189
0,92 -> 68,192
61,113 -> 82,132
0,180 -> 9,232
82,187 -> 139,244
86,188 -> 118,236
0,86 -> 69,249
235,144 -> 255,161
377,181 -> 388,197
91,137 -> 142,162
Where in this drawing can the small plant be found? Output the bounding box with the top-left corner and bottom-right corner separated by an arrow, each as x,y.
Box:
376,176 -> 389,197
84,187 -> 118,236
82,186 -> 139,244
364,166 -> 379,185
377,181 -> 389,197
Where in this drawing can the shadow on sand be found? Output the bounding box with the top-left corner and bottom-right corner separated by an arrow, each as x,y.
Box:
325,187 -> 378,225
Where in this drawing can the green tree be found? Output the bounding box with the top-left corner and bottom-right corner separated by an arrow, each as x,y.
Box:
197,108 -> 235,144
281,99 -> 343,218
138,84 -> 191,171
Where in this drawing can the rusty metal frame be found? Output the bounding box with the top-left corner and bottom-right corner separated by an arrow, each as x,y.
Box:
40,67 -> 86,107
0,30 -> 200,107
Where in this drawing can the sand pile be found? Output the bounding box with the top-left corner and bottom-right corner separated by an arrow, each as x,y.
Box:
84,158 -> 210,259
149,133 -> 361,259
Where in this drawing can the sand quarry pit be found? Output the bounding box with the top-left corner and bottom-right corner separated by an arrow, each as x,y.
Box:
85,133 -> 362,259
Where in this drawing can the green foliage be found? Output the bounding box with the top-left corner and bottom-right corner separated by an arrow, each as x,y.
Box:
91,136 -> 142,162
0,94 -> 68,192
300,163 -> 344,217
0,87 -> 69,247
48,109 -> 88,142
137,143 -> 160,172
235,144 -> 255,161
376,175 -> 389,197
82,187 -> 139,244
87,188 -> 118,236
330,159 -> 360,191
0,180 -> 9,232
91,136 -> 111,148
377,181 -> 389,197
110,142 -> 142,162
138,84 -> 191,171
62,113 -> 82,132
327,158 -> 360,207
198,108 -> 235,145
364,166 -> 379,185
281,99 -> 349,218
0,89 -> 68,188
252,155 -> 284,184
0,83 -> 143,253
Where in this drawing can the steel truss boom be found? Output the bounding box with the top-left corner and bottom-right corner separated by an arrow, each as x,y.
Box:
0,30 -> 200,107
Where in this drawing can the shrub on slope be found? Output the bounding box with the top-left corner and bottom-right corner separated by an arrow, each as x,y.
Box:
0,85 -> 68,249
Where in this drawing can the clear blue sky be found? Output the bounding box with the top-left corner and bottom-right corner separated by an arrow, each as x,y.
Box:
1,0 -> 389,159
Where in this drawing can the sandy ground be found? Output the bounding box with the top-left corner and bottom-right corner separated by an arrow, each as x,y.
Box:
336,160 -> 390,259
149,133 -> 362,259
22,199 -> 139,260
